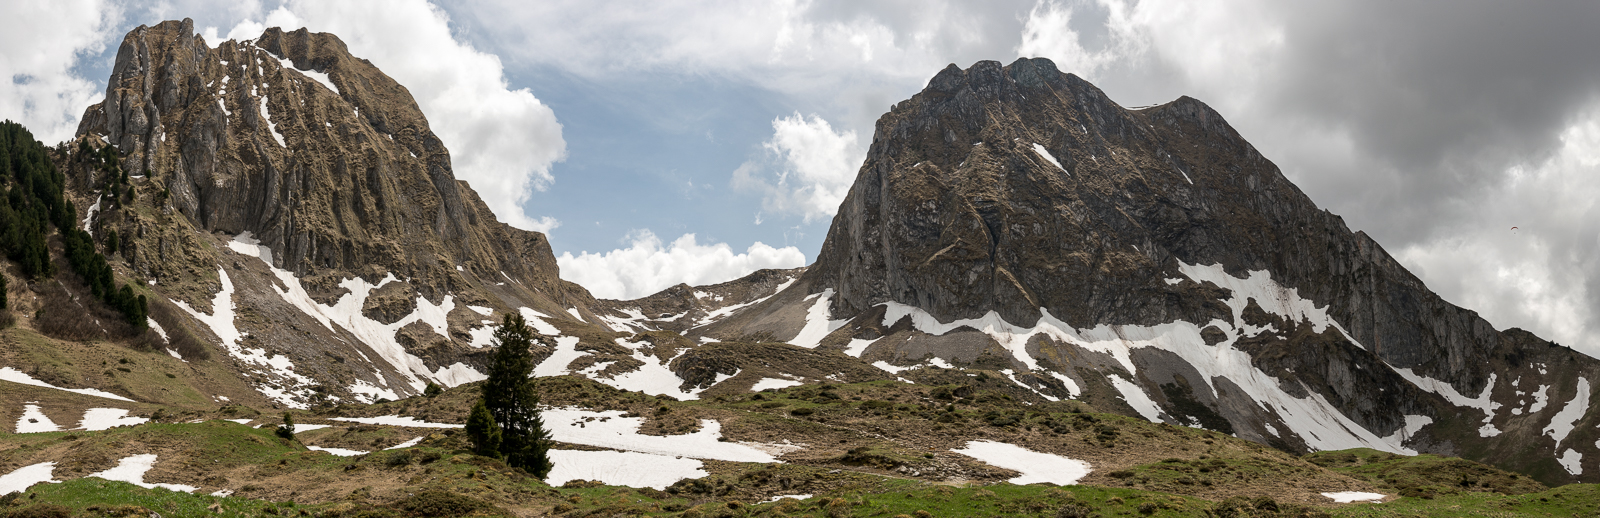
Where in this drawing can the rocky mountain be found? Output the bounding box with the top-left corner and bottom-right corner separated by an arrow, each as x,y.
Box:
673,58 -> 1600,484
4,17 -> 1595,495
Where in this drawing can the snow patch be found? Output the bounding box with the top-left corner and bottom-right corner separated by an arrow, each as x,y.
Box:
1558,449 -> 1583,475
842,338 -> 876,357
261,96 -> 286,147
307,446 -> 367,456
546,450 -> 707,490
385,437 -> 423,450
1390,367 -> 1501,428
544,407 -> 780,462
82,195 -> 101,232
468,305 -> 492,316
88,455 -> 197,492
1107,375 -> 1163,422
950,440 -> 1091,485
330,416 -> 464,428
1380,415 -> 1432,451
172,265 -> 314,407
0,462 -> 57,495
1032,143 -> 1066,173
751,378 -> 803,391
1542,378 -> 1590,445
15,404 -> 59,433
77,408 -> 148,431
0,367 -> 133,401
1321,492 -> 1385,503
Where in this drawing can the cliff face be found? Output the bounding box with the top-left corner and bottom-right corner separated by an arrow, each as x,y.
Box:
699,58 -> 1599,484
68,19 -> 603,406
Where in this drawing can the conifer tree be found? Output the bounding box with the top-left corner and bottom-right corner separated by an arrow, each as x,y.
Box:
275,412 -> 296,441
465,399 -> 502,458
480,313 -> 554,478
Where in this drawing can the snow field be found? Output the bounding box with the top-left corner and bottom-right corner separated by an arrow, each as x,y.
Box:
0,367 -> 134,401
1032,143 -> 1066,173
545,450 -> 707,490
543,407 -> 782,463
1542,378 -> 1590,445
307,446 -> 367,457
949,440 -> 1091,485
78,408 -> 148,431
15,404 -> 59,433
1321,492 -> 1385,503
750,378 -> 804,392
88,454 -> 197,492
789,289 -> 849,349
0,462 -> 57,494
330,416 -> 464,428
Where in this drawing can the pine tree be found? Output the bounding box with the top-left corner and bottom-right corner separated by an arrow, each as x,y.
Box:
465,399 -> 502,458
275,412 -> 296,441
0,274 -> 8,310
480,313 -> 554,478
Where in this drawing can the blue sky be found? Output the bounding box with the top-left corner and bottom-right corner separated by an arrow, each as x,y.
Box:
5,0 -> 1600,353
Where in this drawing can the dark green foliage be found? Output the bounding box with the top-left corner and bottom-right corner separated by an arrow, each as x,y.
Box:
275,412 -> 296,441
3,503 -> 72,518
0,274 -> 7,310
105,228 -> 118,254
0,121 -> 68,279
466,399 -> 502,458
424,381 -> 442,397
480,313 -> 553,478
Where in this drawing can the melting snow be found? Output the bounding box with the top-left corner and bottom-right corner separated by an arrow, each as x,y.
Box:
872,361 -> 912,374
1542,378 -> 1590,445
519,308 -> 564,336
88,455 -> 197,492
267,52 -> 339,94
1107,375 -> 1163,421
842,338 -> 876,357
307,446 -> 367,456
173,265 -> 314,407
750,378 -> 803,391
950,440 -> 1091,485
81,195 -> 101,232
544,407 -> 781,462
545,450 -> 707,490
762,494 -> 813,503
0,367 -> 133,401
78,408 -> 148,431
0,462 -> 57,494
1528,384 -> 1552,414
584,338 -> 729,400
385,437 -> 423,450
15,404 -> 59,433
330,416 -> 463,428
1379,415 -> 1432,450
1558,449 -> 1583,475
533,336 -> 587,377
1032,143 -> 1066,173
1321,492 -> 1385,503
468,305 -> 492,316
260,96 -> 285,147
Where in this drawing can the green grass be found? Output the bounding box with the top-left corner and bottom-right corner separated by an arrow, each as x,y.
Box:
6,478 -> 294,517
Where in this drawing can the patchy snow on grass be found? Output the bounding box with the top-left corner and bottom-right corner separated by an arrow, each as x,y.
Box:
1002,369 -> 1058,402
330,416 -> 463,428
225,419 -> 253,425
468,305 -> 492,316
546,449 -> 707,490
0,367 -> 133,401
147,318 -> 169,343
77,408 -> 148,431
293,424 -> 330,433
544,407 -> 779,462
872,361 -> 912,374
789,290 -> 849,349
307,446 -> 367,456
582,337 -> 713,400
466,324 -> 496,349
1321,492 -> 1385,503
950,440 -> 1091,485
750,378 -> 804,391
1048,371 -> 1082,397
1032,143 -> 1066,173
762,494 -> 813,503
385,437 -> 423,450
88,454 -> 197,492
692,277 -> 797,328
0,462 -> 57,494
15,404 -> 59,433
1542,378 -> 1590,445
347,379 -> 402,404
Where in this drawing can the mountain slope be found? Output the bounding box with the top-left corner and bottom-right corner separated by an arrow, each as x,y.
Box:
691,58 -> 1599,484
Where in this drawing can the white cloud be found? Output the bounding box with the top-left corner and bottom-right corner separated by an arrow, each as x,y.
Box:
227,0 -> 566,231
1396,113 -> 1600,354
557,230 -> 806,300
0,0 -> 119,144
733,112 -> 864,222
525,216 -> 561,234
1015,1 -> 1118,79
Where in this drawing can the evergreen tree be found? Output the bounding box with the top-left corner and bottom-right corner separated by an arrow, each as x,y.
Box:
275,412 -> 296,441
480,313 -> 554,478
106,229 -> 119,255
465,399 -> 502,458
0,274 -> 8,310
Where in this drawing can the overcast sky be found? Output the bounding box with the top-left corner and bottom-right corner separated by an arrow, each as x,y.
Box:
4,0 -> 1598,354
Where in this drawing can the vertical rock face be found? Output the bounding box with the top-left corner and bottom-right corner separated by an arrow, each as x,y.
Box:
77,20 -> 567,302
71,19 -> 598,406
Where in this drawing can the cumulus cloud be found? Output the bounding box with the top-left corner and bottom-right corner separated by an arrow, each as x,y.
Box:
0,0 -> 119,144
557,230 -> 806,300
1015,1 -> 1121,79
733,112 -> 865,222
226,0 -> 567,231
